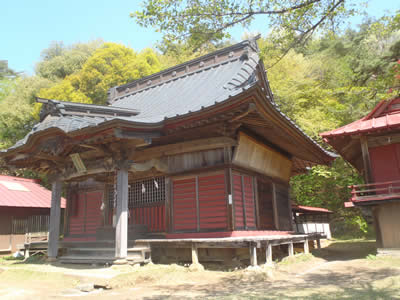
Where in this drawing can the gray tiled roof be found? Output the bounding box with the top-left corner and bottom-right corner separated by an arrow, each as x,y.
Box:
3,38 -> 334,161
111,53 -> 258,123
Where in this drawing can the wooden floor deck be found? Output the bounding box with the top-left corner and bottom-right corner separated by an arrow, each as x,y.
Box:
138,232 -> 323,266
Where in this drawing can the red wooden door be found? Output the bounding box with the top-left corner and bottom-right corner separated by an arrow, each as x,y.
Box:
172,178 -> 197,231
198,173 -> 227,230
68,190 -> 103,241
233,173 -> 256,229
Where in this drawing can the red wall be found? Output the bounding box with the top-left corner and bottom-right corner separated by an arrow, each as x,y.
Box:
233,173 -> 256,229
129,204 -> 165,232
370,143 -> 400,182
172,173 -> 228,232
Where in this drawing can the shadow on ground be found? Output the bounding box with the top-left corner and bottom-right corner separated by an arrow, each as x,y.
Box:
311,240 -> 377,261
139,265 -> 400,299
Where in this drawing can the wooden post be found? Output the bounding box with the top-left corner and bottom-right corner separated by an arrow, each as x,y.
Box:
241,176 -> 247,229
195,176 -> 200,232
191,243 -> 199,265
265,242 -> 272,264
165,177 -> 171,233
316,239 -> 321,249
360,136 -> 373,184
288,241 -> 294,256
249,242 -> 257,266
48,179 -> 62,259
115,169 -> 129,259
225,168 -> 234,231
272,183 -> 279,230
253,177 -> 260,229
304,239 -> 309,254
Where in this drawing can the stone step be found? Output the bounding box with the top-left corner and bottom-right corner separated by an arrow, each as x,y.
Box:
59,255 -> 116,264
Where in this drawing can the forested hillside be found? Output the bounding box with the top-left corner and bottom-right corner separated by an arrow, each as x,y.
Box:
0,13 -> 399,236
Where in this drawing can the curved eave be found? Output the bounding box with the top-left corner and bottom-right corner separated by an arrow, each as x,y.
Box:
252,86 -> 336,165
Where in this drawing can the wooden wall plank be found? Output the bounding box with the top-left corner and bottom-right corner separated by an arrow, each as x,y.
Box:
233,133 -> 292,181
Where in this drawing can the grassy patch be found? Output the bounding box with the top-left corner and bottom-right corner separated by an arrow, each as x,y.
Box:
1,255 -> 24,261
279,253 -> 314,265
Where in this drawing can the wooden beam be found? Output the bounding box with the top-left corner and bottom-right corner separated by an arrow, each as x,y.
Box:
115,169 -> 128,259
360,136 -> 374,184
229,103 -> 257,123
131,137 -> 237,162
368,133 -> 400,148
114,128 -> 160,144
48,179 -> 62,259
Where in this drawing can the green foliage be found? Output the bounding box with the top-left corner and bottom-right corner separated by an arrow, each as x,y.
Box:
35,40 -> 103,80
0,76 -> 52,149
38,43 -> 162,106
132,0 -> 355,61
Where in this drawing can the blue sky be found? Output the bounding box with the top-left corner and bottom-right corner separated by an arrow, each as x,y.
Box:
1,0 -> 399,74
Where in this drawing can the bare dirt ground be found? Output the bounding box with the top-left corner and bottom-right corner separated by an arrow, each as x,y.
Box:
1,239 -> 400,299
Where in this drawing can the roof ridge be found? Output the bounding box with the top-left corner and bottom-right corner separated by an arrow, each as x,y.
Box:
108,38 -> 260,104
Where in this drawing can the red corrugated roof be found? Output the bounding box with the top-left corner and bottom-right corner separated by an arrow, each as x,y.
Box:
321,97 -> 400,138
0,175 -> 66,208
292,204 -> 332,213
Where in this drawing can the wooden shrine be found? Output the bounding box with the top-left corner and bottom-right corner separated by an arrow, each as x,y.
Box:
1,38 -> 334,265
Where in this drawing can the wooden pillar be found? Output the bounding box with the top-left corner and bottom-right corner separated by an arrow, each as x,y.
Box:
265,242 -> 272,264
115,169 -> 129,259
316,239 -> 321,249
191,243 -> 199,265
48,179 -> 62,259
360,136 -> 373,184
165,177 -> 171,233
304,239 -> 309,254
288,241 -> 294,256
249,242 -> 257,266
272,183 -> 279,230
225,168 -> 234,231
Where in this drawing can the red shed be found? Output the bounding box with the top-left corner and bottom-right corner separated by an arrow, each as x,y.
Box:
321,96 -> 400,254
0,175 -> 66,253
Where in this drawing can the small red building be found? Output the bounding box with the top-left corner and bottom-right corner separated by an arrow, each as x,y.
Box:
0,175 -> 66,253
321,97 -> 400,254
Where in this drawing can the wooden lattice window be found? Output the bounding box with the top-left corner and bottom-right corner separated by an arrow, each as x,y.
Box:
108,176 -> 166,208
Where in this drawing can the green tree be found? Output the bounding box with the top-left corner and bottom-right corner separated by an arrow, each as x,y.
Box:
39,43 -> 162,105
36,40 -> 103,80
0,76 -> 52,149
132,0 -> 354,63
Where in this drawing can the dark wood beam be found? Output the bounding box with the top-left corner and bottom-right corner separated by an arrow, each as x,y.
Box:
360,136 -> 374,184
131,137 -> 236,162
